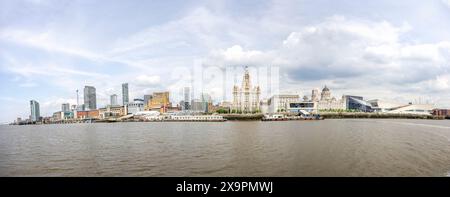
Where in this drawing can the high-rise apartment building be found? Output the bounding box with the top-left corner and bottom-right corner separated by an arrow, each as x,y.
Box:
183,87 -> 190,110
110,94 -> 118,106
30,100 -> 40,122
61,103 -> 70,112
84,86 -> 97,110
122,83 -> 129,105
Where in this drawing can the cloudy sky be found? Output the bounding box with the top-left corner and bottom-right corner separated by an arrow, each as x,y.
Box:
1,0 -> 450,122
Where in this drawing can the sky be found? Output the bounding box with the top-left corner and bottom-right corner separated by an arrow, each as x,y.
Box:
1,0 -> 450,122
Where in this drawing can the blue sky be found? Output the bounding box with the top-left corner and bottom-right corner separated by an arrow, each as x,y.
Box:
1,0 -> 450,122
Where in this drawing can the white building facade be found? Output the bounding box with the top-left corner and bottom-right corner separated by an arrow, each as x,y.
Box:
268,94 -> 300,113
232,67 -> 261,113
127,99 -> 144,115
316,86 -> 345,111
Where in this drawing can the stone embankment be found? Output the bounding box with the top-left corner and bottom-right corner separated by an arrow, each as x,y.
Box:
222,114 -> 264,121
319,112 -> 444,120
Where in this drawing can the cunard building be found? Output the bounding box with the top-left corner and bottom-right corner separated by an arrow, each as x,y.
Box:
232,67 -> 261,113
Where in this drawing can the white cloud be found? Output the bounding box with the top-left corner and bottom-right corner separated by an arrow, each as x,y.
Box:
205,45 -> 274,67
135,75 -> 161,86
0,28 -> 165,73
442,0 -> 450,8
1,55 -> 109,89
109,7 -> 231,55
0,96 -> 15,102
18,82 -> 38,88
201,15 -> 450,103
423,74 -> 450,91
25,0 -> 49,5
0,29 -> 104,61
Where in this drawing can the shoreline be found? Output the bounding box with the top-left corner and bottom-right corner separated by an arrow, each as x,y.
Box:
319,112 -> 445,120
8,113 -> 448,125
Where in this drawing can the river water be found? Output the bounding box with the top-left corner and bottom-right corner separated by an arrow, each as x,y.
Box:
1,119 -> 450,176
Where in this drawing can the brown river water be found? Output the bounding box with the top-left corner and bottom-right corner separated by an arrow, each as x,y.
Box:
1,119 -> 449,176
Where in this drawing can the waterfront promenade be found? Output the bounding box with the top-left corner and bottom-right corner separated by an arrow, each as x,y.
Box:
11,112 -> 447,125
319,112 -> 445,120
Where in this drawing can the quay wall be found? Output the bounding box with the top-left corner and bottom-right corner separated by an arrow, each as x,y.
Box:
319,112 -> 444,120
222,114 -> 264,121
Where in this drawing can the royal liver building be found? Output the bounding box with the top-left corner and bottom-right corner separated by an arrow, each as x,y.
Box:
232,67 -> 260,113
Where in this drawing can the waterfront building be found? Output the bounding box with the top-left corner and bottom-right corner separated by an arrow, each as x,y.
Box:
127,99 -> 144,115
343,95 -> 373,112
179,100 -> 185,110
122,83 -> 129,105
316,86 -> 345,111
180,99 -> 191,111
144,94 -> 152,108
209,104 -> 221,114
76,89 -> 80,109
76,110 -> 100,119
191,99 -> 205,113
317,98 -> 345,110
185,94 -> 212,114
30,100 -> 40,122
288,101 -> 317,114
61,103 -> 70,112
299,86 -> 346,111
183,87 -> 191,110
353,99 -> 434,115
432,109 -> 450,118
52,111 -> 62,120
320,86 -> 331,100
166,105 -> 181,113
366,99 -> 406,113
52,111 -> 74,121
42,117 -> 51,124
110,94 -> 118,106
88,110 -> 100,119
202,93 -> 213,113
108,105 -> 126,116
146,92 -> 170,113
99,105 -> 126,119
219,101 -> 232,108
259,99 -> 269,114
386,104 -> 434,115
311,89 -> 320,102
78,104 -> 86,111
64,111 -> 74,119
268,94 -> 300,113
178,87 -> 191,111
232,67 -> 261,113
217,101 -> 232,113
83,86 -> 97,110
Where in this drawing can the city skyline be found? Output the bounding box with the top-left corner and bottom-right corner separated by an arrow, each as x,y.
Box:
17,70 -> 438,123
1,0 -> 450,122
